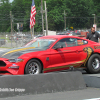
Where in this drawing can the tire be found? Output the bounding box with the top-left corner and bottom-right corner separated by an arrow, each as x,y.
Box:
25,59 -> 42,74
86,54 -> 100,74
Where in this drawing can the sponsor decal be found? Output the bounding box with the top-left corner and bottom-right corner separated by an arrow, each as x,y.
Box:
43,59 -> 85,71
94,46 -> 100,49
63,50 -> 71,51
83,47 -> 93,66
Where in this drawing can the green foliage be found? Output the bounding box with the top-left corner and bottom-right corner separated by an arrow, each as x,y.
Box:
0,0 -> 99,32
46,0 -> 94,30
0,0 -> 11,32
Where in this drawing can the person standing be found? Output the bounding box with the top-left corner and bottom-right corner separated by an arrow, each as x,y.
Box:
86,27 -> 100,42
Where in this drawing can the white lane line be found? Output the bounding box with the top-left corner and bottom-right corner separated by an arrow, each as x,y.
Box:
84,98 -> 100,100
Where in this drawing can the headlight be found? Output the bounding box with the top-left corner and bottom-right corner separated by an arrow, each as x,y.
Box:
8,58 -> 24,63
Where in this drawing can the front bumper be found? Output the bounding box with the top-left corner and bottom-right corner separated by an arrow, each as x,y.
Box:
0,58 -> 25,75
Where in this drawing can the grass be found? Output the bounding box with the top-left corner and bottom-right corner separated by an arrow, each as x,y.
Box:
0,36 -> 9,41
0,47 -> 12,49
0,36 -> 13,43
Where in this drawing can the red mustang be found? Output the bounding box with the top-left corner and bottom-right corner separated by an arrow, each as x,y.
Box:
0,35 -> 100,75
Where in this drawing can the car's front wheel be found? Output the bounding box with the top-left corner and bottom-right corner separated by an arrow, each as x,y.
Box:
25,59 -> 42,74
86,54 -> 100,74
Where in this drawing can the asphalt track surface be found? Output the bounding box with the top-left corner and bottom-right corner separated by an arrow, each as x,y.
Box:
0,88 -> 100,100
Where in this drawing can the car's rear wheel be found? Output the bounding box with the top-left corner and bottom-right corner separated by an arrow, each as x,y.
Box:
86,54 -> 100,74
25,59 -> 42,74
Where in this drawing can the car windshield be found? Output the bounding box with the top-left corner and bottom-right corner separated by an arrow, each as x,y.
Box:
24,38 -> 56,49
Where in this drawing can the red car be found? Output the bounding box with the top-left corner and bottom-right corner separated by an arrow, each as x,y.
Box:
0,35 -> 100,75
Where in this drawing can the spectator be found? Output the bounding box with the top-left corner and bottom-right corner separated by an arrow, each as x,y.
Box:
86,27 -> 100,42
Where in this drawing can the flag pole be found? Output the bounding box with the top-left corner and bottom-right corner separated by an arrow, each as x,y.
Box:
33,26 -> 34,39
31,28 -> 33,40
31,26 -> 34,39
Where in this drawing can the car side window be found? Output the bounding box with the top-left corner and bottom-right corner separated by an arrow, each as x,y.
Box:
53,38 -> 88,48
66,38 -> 77,47
76,39 -> 88,46
53,38 -> 77,48
54,38 -> 67,48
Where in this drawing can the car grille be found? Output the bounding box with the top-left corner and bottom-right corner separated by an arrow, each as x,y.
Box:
0,61 -> 6,67
0,71 -> 11,75
0,71 -> 8,73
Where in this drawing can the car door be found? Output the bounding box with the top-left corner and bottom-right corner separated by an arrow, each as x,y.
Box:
48,38 -> 88,71
63,38 -> 88,64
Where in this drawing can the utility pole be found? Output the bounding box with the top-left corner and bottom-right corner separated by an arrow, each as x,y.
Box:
44,1 -> 48,36
92,14 -> 96,31
10,11 -> 13,47
92,14 -> 96,24
10,11 -> 13,36
41,0 -> 44,36
64,10 -> 67,31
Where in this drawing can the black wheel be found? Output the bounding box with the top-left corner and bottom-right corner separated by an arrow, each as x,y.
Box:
25,59 -> 42,74
86,54 -> 100,74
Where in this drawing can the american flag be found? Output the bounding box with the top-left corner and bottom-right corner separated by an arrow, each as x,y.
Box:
30,0 -> 36,29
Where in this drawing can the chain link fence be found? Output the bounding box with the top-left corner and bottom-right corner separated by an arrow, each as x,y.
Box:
0,32 -> 43,48
1,28 -> 100,48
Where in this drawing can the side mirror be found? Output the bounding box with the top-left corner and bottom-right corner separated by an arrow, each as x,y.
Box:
53,45 -> 63,50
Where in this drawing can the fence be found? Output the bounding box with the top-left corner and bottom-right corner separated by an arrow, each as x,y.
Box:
0,32 -> 43,48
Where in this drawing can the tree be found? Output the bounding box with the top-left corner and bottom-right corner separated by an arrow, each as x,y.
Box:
92,0 -> 100,27
0,0 -> 11,32
46,0 -> 94,30
0,0 -> 99,32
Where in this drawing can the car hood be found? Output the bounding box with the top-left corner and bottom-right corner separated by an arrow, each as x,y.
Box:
0,47 -> 44,59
